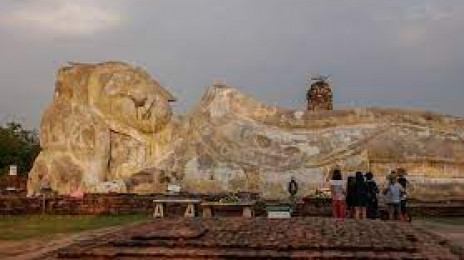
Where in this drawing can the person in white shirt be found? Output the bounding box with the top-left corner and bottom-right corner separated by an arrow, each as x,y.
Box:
383,173 -> 404,220
330,169 -> 346,219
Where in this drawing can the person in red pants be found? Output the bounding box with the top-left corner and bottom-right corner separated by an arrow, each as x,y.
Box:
330,169 -> 346,219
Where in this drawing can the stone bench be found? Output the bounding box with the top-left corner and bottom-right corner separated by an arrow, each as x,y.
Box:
200,201 -> 256,218
153,199 -> 201,218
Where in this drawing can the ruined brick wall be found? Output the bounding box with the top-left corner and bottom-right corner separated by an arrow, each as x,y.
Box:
1,193 -> 463,217
0,175 -> 28,191
0,194 -> 160,215
0,192 -> 260,215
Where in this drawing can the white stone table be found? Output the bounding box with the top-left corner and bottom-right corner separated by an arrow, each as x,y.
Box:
153,199 -> 201,218
200,201 -> 256,218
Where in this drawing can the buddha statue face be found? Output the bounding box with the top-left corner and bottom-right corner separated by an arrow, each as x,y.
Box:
90,63 -> 176,134
307,82 -> 333,111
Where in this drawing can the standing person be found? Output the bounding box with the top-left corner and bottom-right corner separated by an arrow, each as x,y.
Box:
330,169 -> 346,219
365,172 -> 379,219
345,176 -> 356,218
288,176 -> 298,203
383,175 -> 404,220
353,172 -> 368,220
397,173 -> 410,221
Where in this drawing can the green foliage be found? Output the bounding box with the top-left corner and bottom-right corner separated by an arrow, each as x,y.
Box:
309,189 -> 331,199
0,121 -> 40,175
219,193 -> 241,203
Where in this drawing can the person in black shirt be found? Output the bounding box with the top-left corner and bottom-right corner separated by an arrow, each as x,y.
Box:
397,173 -> 410,221
345,176 -> 356,218
353,171 -> 368,219
365,172 -> 379,219
288,176 -> 298,202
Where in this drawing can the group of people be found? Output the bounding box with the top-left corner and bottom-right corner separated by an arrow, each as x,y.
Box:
329,169 -> 410,221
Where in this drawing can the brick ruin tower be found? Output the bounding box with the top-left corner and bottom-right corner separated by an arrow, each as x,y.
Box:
306,75 -> 333,111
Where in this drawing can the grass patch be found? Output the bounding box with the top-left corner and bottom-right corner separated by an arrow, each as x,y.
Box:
0,214 -> 150,240
422,217 -> 464,226
416,217 -> 464,226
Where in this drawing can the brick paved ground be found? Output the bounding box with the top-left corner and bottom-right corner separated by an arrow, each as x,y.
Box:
52,217 -> 462,259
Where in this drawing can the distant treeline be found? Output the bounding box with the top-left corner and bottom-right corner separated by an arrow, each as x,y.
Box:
0,122 -> 40,175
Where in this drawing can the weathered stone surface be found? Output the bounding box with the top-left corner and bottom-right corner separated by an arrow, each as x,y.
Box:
307,77 -> 333,111
28,62 -> 177,194
28,61 -> 464,199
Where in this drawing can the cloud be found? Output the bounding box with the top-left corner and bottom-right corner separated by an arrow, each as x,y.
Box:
397,26 -> 428,47
375,3 -> 455,22
1,1 -> 122,36
405,5 -> 453,22
371,3 -> 463,48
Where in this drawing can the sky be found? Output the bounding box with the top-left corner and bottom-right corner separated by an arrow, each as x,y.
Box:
0,0 -> 463,128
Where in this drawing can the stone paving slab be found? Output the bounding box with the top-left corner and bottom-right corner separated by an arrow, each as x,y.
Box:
51,217 -> 462,259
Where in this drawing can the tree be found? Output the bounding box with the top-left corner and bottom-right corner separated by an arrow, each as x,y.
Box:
0,121 -> 40,175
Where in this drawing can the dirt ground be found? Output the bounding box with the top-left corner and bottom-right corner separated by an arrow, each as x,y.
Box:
0,221 -> 147,260
414,218 -> 464,254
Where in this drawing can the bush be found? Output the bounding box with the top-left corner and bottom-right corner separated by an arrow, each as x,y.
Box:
0,121 -> 40,175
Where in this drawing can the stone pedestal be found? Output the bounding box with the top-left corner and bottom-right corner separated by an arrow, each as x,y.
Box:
202,207 -> 212,218
153,203 -> 164,218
